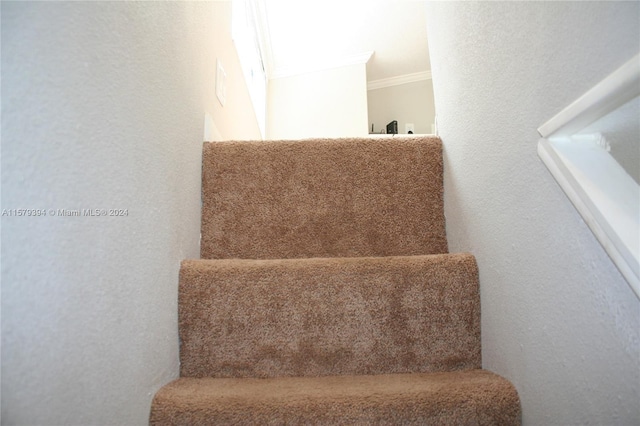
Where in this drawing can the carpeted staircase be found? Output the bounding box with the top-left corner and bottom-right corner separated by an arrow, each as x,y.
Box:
150,136 -> 521,425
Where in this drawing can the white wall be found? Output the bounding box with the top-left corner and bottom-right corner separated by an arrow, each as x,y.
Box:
267,64 -> 369,139
425,2 -> 639,425
367,79 -> 435,135
1,2 -> 260,425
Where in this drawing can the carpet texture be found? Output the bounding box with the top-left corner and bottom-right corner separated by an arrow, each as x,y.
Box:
179,253 -> 480,378
201,137 -> 447,260
150,370 -> 521,425
150,136 -> 521,425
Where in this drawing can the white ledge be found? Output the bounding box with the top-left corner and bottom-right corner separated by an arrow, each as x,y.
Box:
537,53 -> 640,299
270,51 -> 374,80
367,71 -> 433,91
538,54 -> 640,139
538,138 -> 639,297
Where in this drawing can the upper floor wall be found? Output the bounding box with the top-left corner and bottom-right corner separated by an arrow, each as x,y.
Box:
266,63 -> 369,140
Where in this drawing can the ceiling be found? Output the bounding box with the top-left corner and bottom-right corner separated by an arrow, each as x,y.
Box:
261,0 -> 431,82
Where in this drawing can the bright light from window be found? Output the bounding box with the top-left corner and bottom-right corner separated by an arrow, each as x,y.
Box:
232,0 -> 267,139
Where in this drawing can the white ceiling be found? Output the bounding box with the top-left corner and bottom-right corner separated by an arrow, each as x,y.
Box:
261,0 -> 430,82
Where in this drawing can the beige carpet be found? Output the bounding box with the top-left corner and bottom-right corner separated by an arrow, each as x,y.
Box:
150,136 -> 521,425
201,137 -> 447,259
150,370 -> 521,425
179,253 -> 480,378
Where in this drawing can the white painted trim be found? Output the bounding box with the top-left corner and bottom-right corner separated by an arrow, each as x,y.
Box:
536,52 -> 640,299
538,54 -> 640,138
270,51 -> 374,80
366,133 -> 436,138
367,71 -> 433,91
538,139 -> 639,298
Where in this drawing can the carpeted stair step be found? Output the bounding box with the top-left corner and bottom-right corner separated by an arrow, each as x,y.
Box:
178,253 -> 480,378
149,136 -> 522,424
201,136 -> 448,260
150,369 -> 521,425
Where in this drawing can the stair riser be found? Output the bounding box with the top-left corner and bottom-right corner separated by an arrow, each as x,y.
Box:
201,137 -> 447,259
179,254 -> 480,378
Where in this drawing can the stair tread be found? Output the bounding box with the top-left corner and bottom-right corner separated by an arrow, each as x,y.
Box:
150,369 -> 521,425
179,253 -> 481,378
201,136 -> 447,260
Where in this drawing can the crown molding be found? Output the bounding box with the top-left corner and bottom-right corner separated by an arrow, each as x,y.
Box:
367,71 -> 432,91
270,51 -> 374,80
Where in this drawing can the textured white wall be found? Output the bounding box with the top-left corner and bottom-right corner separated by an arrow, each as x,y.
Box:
1,2 -> 260,425
367,80 -> 435,134
426,2 -> 639,425
267,64 -> 369,139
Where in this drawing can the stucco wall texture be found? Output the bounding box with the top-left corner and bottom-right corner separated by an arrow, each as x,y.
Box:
1,2 -> 260,425
425,2 -> 639,425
